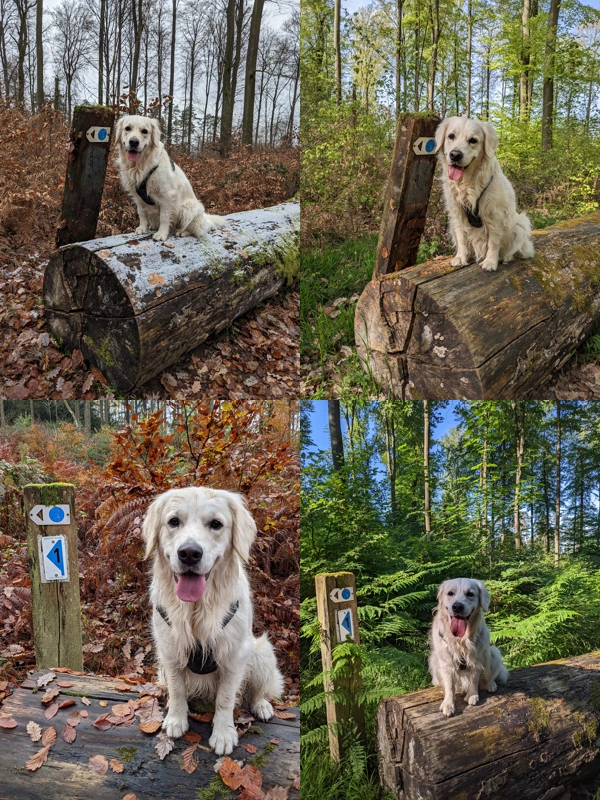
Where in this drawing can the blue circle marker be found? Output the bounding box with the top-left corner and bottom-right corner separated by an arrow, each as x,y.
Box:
425,139 -> 435,153
341,588 -> 351,600
98,128 -> 107,141
48,507 -> 65,523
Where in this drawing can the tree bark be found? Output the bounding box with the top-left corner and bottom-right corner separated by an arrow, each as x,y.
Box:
36,0 -> 43,109
98,0 -> 105,104
424,400 -> 431,538
241,0 -> 265,148
519,0 -> 530,121
84,401 -> 91,438
541,0 -> 562,151
555,400 -> 561,567
466,0 -> 472,116
167,0 -> 177,143
334,0 -> 341,105
220,0 -> 236,158
328,400 -> 345,472
513,401 -> 524,549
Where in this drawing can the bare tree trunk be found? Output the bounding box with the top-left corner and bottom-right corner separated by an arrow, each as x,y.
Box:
84,401 -> 91,439
513,401 -> 525,549
396,0 -> 403,117
424,400 -> 431,539
98,0 -> 105,103
427,0 -> 440,111
36,0 -> 43,109
334,0 -> 341,105
241,0 -> 265,147
466,0 -> 472,115
167,0 -> 177,142
519,0 -> 530,121
130,0 -> 143,102
30,400 -> 35,424
554,401 -> 561,566
542,0 -> 562,151
0,398 -> 4,432
328,400 -> 345,472
220,0 -> 236,157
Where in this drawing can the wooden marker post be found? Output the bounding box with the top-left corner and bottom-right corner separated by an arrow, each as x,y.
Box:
56,105 -> 115,248
24,483 -> 83,671
315,571 -> 365,761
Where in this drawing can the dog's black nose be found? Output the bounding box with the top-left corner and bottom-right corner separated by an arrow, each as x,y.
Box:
177,545 -> 203,566
129,137 -> 139,149
449,149 -> 462,163
452,602 -> 464,614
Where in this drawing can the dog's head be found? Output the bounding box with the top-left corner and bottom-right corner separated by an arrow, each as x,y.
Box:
434,116 -> 498,182
437,578 -> 490,638
142,487 -> 256,603
114,114 -> 161,164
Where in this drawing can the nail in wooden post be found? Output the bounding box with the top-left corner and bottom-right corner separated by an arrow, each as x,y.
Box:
24,483 -> 83,671
315,571 -> 365,761
373,113 -> 441,279
56,105 -> 115,248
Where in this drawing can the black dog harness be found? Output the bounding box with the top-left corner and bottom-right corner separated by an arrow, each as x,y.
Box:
462,175 -> 494,228
135,159 -> 176,206
155,600 -> 239,675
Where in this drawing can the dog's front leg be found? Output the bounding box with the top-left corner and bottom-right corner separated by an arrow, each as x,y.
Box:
481,230 -> 502,272
134,201 -> 152,235
162,665 -> 190,739
465,669 -> 483,706
451,223 -> 471,267
210,663 -> 247,756
439,667 -> 455,717
153,203 -> 172,241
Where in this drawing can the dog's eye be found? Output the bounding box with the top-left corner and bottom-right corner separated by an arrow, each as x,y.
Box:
168,517 -> 179,528
447,591 -> 454,597
141,129 -> 148,135
468,138 -> 478,144
466,591 -> 474,597
448,133 -> 455,140
210,520 -> 223,530
125,126 -> 131,132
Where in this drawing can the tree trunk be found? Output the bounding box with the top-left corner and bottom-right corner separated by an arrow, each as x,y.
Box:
466,0 -> 472,116
130,0 -> 143,101
334,0 -> 341,105
519,0 -> 530,121
220,0 -> 236,158
84,401 -> 91,438
427,0 -> 440,112
541,0 -> 562,151
555,400 -> 561,566
36,0 -> 43,109
424,400 -> 431,538
241,0 -> 265,148
98,0 -> 105,104
396,0 -> 403,116
328,400 -> 345,472
167,0 -> 177,143
513,401 -> 524,549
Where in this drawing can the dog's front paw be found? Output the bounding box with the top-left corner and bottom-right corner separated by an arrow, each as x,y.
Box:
153,231 -> 168,242
481,258 -> 498,272
440,698 -> 455,717
252,699 -> 274,721
135,225 -> 150,234
162,712 -> 189,739
467,693 -> 479,706
451,254 -> 469,267
209,724 -> 238,756
485,681 -> 498,693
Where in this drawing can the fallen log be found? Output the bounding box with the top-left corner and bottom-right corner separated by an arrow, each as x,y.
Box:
377,651 -> 600,800
355,212 -> 600,399
44,201 -> 299,393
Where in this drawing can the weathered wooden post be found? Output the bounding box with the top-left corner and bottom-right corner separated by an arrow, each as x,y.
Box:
315,572 -> 365,761
56,105 -> 115,248
24,483 -> 83,671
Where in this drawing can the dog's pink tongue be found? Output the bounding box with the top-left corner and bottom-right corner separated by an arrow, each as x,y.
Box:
127,150 -> 139,162
175,573 -> 206,602
450,617 -> 467,637
448,164 -> 464,181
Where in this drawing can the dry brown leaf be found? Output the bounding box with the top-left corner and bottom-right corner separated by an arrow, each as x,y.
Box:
26,721 -> 42,741
97,250 -> 111,258
0,716 -> 18,728
109,758 -> 125,773
80,710 -> 89,718
155,731 -> 174,760
180,743 -> 199,774
57,681 -> 73,688
81,697 -> 91,706
93,713 -> 113,731
41,687 -> 60,704
89,754 -> 109,776
123,795 -> 138,800
99,700 -> 108,707
44,703 -> 58,720
189,711 -> 214,723
112,702 -> 135,716
243,742 -> 258,754
238,788 -> 266,800
26,745 -> 50,771
273,710 -> 295,720
148,273 -> 165,286
270,738 -> 279,745
236,712 -> 254,725
139,720 -> 161,734
62,724 -> 76,743
41,726 -> 57,747
0,680 -> 8,691
36,672 -> 56,688
292,777 -> 299,790
67,710 -> 81,726
264,788 -> 289,800
241,764 -> 263,791
182,731 -> 202,743
219,756 -> 244,790
58,699 -> 76,709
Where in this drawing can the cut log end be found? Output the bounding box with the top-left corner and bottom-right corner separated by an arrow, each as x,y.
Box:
44,201 -> 299,392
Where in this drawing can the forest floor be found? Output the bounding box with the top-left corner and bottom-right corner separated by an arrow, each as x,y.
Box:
0,106 -> 300,400
300,186 -> 600,399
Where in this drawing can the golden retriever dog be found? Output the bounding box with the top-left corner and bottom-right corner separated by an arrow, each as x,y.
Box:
435,117 -> 534,272
115,115 -> 225,241
429,578 -> 508,717
142,487 -> 283,755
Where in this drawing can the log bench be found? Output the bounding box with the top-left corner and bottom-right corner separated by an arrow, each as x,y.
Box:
377,651 -> 600,800
0,670 -> 299,799
43,201 -> 299,393
356,212 -> 600,399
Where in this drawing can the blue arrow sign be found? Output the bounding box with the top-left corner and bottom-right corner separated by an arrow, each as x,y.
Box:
47,540 -> 65,576
340,611 -> 351,634
336,608 -> 354,642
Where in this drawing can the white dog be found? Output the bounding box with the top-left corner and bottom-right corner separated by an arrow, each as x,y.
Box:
435,117 -> 534,272
429,578 -> 508,717
142,487 -> 283,755
115,115 -> 225,241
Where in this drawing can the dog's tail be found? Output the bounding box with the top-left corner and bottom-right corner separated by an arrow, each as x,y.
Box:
205,213 -> 226,231
514,212 -> 535,259
491,646 -> 509,684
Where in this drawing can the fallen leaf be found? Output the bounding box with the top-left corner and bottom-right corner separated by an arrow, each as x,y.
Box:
26,745 -> 50,771
236,712 -> 254,725
163,242 -> 175,249
42,687 -> 60,704
243,743 -> 258,754
264,788 -> 289,800
99,700 -> 108,707
36,673 -> 56,688
110,758 -> 125,773
238,789 -> 266,800
273,711 -> 295,720
241,763 -> 263,791
89,754 -> 109,776
41,726 -> 57,747
0,680 -> 8,691
155,731 -> 174,760
292,777 -> 300,790
80,710 -> 89,718
62,724 -> 76,743
182,731 -> 202,743
180,743 -> 199,774
112,702 -> 136,716
0,716 -> 17,728
67,710 -> 81,726
57,681 -> 73,688
123,795 -> 138,800
97,250 -> 111,259
139,720 -> 162,734
58,699 -> 76,709
219,756 -> 244,790
270,738 -> 279,745
189,711 -> 214,723
44,703 -> 58,720
93,714 -> 113,731
27,721 -> 42,741
148,273 -> 165,286
81,697 -> 91,706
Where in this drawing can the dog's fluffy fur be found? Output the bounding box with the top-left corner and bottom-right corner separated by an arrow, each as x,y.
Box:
435,116 -> 534,272
429,578 -> 508,717
115,115 -> 225,241
142,487 -> 283,755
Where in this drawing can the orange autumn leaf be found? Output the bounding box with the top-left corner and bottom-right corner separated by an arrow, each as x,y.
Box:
264,788 -> 289,799
57,681 -> 74,688
26,745 -> 50,771
41,726 -> 57,747
89,754 -> 109,776
62,724 -> 76,743
180,744 -> 198,774
44,703 -> 59,720
139,720 -> 162,734
0,716 -> 18,728
243,743 -> 258,754
182,731 -> 202,743
110,758 -> 125,773
219,756 -> 244,790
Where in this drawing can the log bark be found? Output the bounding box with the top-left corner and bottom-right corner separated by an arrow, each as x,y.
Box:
356,212 -> 600,399
377,651 -> 600,800
43,202 -> 299,393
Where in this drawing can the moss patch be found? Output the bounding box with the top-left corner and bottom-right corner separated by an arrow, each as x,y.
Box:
590,682 -> 600,711
24,483 -> 74,506
115,746 -> 137,762
528,696 -> 551,734
248,741 -> 277,769
196,776 -> 234,800
573,711 -> 598,748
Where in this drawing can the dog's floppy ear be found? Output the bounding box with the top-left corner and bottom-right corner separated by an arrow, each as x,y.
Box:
482,121 -> 499,159
476,580 -> 491,612
227,492 -> 256,562
436,580 -> 449,603
150,117 -> 162,148
114,116 -> 124,145
434,118 -> 449,154
141,493 -> 165,560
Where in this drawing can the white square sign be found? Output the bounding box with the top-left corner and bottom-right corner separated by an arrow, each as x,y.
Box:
336,608 -> 354,643
39,535 -> 69,582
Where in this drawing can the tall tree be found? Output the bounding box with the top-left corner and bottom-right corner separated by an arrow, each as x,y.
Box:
424,400 -> 431,538
519,0 -> 531,121
554,401 -> 561,566
541,0 -> 562,150
333,0 -> 341,104
220,0 -> 237,157
241,0 -> 265,147
328,400 -> 345,472
36,0 -> 43,108
167,0 -> 177,142
513,401 -> 525,549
